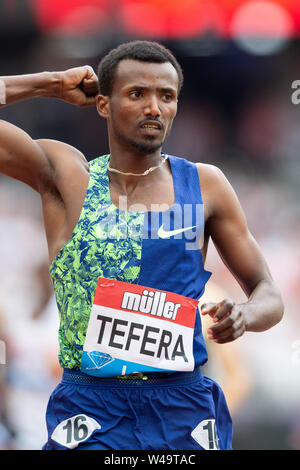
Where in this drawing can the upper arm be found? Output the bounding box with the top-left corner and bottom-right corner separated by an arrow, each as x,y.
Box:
198,164 -> 273,296
0,119 -> 88,200
35,138 -> 89,203
0,119 -> 52,192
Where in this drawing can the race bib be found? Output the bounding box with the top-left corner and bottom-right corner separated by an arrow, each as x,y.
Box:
81,278 -> 199,377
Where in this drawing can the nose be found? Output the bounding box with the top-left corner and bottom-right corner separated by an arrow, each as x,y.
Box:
144,95 -> 161,117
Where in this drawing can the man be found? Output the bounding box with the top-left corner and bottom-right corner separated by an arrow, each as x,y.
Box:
0,41 -> 283,450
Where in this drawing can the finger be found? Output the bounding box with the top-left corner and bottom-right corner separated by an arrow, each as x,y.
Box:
83,65 -> 96,79
208,319 -> 242,341
79,65 -> 98,93
80,95 -> 97,107
210,323 -> 246,344
209,308 -> 244,337
212,298 -> 235,323
200,302 -> 219,316
82,80 -> 99,97
208,307 -> 240,334
208,317 -> 234,337
208,315 -> 245,342
82,68 -> 98,83
82,76 -> 97,86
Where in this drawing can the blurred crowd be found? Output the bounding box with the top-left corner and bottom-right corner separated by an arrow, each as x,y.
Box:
0,31 -> 300,450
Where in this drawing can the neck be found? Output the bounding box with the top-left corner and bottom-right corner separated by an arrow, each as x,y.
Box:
108,138 -> 164,174
107,146 -> 169,196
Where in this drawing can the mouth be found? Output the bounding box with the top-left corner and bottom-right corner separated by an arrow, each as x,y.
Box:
139,120 -> 163,131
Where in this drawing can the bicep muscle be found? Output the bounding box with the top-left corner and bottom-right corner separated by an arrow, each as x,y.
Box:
0,119 -> 52,192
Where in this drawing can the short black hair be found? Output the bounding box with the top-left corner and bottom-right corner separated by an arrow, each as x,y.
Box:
97,40 -> 183,97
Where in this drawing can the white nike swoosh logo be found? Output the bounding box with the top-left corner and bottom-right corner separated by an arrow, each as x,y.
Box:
157,224 -> 197,239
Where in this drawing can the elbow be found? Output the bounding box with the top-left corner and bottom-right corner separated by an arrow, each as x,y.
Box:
270,282 -> 284,327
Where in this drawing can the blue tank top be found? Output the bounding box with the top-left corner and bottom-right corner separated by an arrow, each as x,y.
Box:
49,154 -> 211,374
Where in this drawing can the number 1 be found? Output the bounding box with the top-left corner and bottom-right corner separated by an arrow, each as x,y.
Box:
203,420 -> 219,449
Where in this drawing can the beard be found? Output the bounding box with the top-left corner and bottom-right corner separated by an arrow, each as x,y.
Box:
111,119 -> 171,155
125,135 -> 163,154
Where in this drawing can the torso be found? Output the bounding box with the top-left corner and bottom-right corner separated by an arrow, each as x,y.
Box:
48,153 -> 212,373
38,141 -> 213,266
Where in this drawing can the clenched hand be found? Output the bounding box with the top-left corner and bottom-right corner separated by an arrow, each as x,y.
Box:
57,66 -> 99,107
201,299 -> 248,344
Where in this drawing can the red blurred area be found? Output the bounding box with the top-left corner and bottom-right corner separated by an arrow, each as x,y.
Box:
30,0 -> 110,34
27,0 -> 300,38
120,0 -> 226,38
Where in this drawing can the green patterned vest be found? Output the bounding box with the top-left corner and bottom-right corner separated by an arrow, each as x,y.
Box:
49,155 -> 144,370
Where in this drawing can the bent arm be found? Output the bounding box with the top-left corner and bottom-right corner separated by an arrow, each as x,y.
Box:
0,66 -> 98,192
0,72 -> 63,191
199,165 -> 284,341
0,66 -> 98,108
212,224 -> 283,333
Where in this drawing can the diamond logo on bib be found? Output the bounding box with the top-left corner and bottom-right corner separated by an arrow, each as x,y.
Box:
81,278 -> 199,377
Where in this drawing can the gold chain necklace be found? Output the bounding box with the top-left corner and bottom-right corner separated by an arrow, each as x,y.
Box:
107,154 -> 168,176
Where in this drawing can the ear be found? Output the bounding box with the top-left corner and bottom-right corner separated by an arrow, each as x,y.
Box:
96,94 -> 110,118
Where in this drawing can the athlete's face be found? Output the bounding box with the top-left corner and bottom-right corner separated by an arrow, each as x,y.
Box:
99,59 -> 179,154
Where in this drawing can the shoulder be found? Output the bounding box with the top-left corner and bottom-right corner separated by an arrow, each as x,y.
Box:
195,162 -> 241,220
195,162 -> 227,184
195,162 -> 230,203
171,155 -> 226,184
35,138 -> 89,172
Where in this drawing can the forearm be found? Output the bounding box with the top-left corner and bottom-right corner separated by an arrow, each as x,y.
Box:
243,279 -> 284,332
0,72 -> 61,107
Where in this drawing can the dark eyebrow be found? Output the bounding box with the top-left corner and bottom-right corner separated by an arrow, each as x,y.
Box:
125,85 -> 177,94
127,85 -> 147,91
160,87 -> 177,94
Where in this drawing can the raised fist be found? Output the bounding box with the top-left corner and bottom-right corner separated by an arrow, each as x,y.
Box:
58,65 -> 99,107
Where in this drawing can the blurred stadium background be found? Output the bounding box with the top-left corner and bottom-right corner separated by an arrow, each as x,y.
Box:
0,0 -> 299,450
